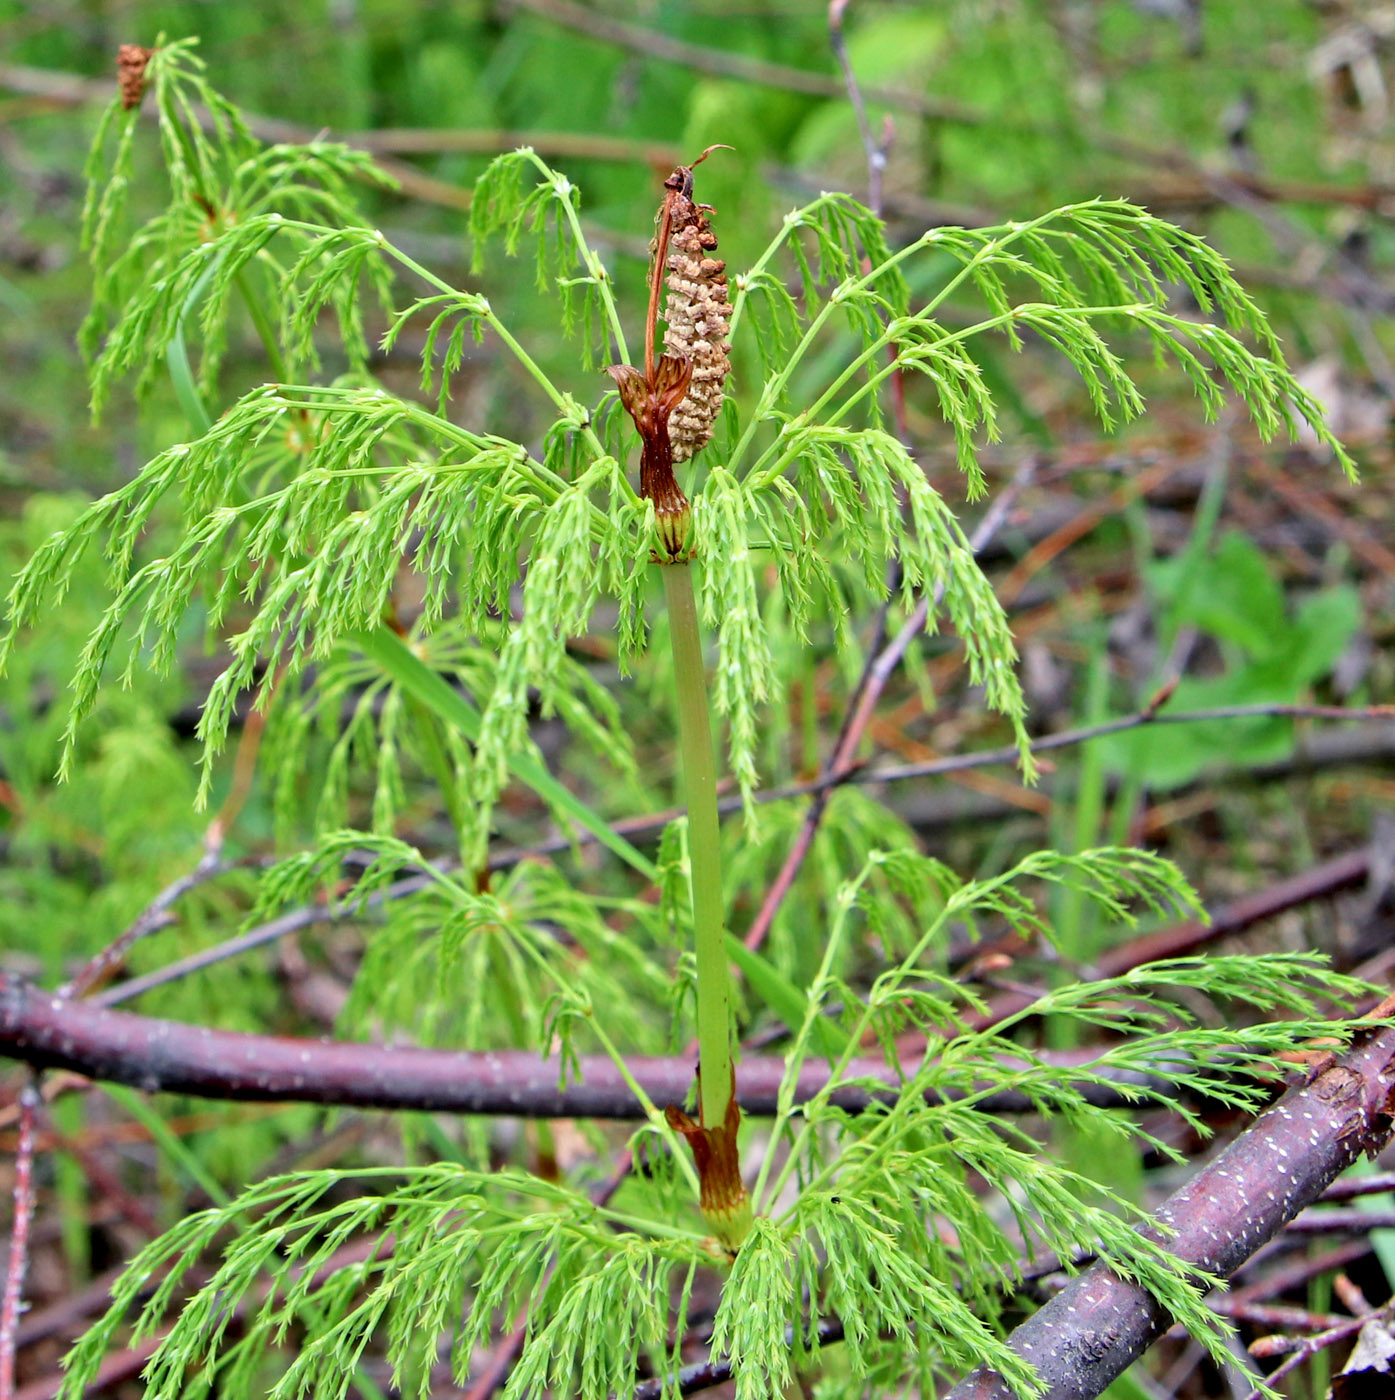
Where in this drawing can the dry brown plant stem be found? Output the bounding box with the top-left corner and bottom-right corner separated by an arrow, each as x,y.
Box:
742,456 -> 1036,953
0,1080 -> 40,1400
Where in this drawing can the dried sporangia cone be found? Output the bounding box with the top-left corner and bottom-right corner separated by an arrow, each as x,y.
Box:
606,147 -> 731,563
665,1070 -> 752,1255
660,165 -> 732,463
117,44 -> 154,111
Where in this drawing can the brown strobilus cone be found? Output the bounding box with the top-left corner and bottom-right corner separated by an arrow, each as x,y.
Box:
660,162 -> 733,463
117,44 -> 155,110
606,147 -> 733,563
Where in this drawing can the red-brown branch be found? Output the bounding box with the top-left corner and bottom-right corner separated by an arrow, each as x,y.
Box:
0,1081 -> 39,1400
741,458 -> 1038,953
0,974 -> 1174,1121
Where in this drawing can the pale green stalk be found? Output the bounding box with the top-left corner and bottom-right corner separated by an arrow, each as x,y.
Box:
662,561 -> 732,1131
235,266 -> 289,382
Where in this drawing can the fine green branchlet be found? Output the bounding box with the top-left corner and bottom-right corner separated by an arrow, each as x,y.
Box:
4,39 -> 1365,1400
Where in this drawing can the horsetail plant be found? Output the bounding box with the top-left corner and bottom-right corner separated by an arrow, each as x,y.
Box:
4,37 -> 1373,1400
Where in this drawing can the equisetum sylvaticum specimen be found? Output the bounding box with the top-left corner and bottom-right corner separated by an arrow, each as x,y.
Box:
0,39 -> 1376,1400
609,148 -> 749,1251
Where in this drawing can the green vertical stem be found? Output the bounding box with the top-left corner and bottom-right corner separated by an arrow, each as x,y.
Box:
662,560 -> 732,1131
235,268 -> 288,383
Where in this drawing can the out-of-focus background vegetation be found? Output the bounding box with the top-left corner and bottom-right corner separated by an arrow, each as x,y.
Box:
2,11 -> 1394,1389
5,0 -> 1392,955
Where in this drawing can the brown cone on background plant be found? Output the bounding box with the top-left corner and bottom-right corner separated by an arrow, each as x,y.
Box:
661,165 -> 732,462
117,45 -> 154,111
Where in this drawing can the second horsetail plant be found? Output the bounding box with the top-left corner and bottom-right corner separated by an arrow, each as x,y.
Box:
4,37 -> 1376,1400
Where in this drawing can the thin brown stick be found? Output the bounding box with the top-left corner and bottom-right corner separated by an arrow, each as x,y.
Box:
1317,1169 -> 1395,1202
13,1334 -> 160,1400
1228,1239 -> 1373,1307
761,0 -> 918,947
500,0 -> 984,125
342,127 -> 682,167
61,848 -> 231,1001
1238,1301 -> 1395,1399
0,1079 -> 39,1400
742,457 -> 1037,953
864,702 -> 1395,788
828,0 -> 889,218
1208,1299 -> 1347,1333
1282,1207 -> 1395,1235
85,704 -> 1390,1009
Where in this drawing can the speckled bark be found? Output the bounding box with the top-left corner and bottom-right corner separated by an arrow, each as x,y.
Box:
943,1023 -> 1395,1400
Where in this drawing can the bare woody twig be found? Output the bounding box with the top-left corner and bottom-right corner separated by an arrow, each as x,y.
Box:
0,63 -> 473,212
82,705 -> 1387,1011
828,0 -> 890,217
500,0 -> 983,125
0,1080 -> 39,1400
742,458 -> 1037,953
88,868 -> 437,1009
749,3 -> 916,974
826,0 -> 906,431
940,1021 -> 1395,1400
1239,1301 -> 1395,1398
61,849 -> 231,1001
1317,1169 -> 1395,1201
864,703 -> 1395,788
0,975 -> 1179,1121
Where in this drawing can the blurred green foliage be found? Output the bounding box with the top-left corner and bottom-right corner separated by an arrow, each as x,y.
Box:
0,15 -> 1384,1392
1,0 -> 1383,970
1108,530 -> 1362,786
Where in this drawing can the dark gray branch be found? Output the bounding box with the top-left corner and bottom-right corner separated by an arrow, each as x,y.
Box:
942,1023 -> 1395,1400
